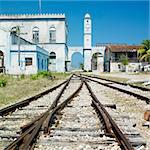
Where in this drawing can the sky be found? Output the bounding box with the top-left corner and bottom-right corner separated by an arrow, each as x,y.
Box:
0,0 -> 149,46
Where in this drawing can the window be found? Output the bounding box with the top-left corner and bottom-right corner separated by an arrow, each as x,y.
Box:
0,51 -> 4,67
32,27 -> 39,43
49,26 -> 56,43
25,58 -> 32,66
49,52 -> 56,64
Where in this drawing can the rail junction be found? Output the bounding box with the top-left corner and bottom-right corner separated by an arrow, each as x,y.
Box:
0,74 -> 149,150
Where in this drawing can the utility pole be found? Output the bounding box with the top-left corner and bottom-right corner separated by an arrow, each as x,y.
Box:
16,26 -> 27,66
16,26 -> 21,66
39,0 -> 42,14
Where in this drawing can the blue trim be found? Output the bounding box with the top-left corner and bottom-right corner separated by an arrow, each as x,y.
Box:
10,50 -> 49,57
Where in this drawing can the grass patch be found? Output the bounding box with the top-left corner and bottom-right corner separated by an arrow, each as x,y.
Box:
51,72 -> 71,79
0,72 -> 70,107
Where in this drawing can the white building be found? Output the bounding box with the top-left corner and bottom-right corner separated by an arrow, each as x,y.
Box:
0,13 -> 141,74
0,13 -> 68,74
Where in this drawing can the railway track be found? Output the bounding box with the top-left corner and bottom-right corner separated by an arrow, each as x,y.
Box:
83,74 -> 150,92
82,74 -> 150,104
0,74 -> 148,150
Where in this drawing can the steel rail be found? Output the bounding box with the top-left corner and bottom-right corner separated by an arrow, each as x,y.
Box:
21,79 -> 83,150
83,74 -> 150,91
20,74 -> 73,133
42,79 -> 83,134
83,79 -> 134,150
0,81 -> 66,116
82,75 -> 150,104
4,75 -> 78,150
0,75 -> 72,116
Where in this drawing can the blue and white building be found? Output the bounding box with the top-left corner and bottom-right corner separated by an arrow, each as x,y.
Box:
0,13 -> 68,74
0,13 -> 141,74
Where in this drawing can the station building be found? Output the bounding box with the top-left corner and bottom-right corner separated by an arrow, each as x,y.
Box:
0,13 -> 141,74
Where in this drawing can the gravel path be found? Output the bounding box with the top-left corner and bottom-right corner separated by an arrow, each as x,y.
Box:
35,84 -> 120,150
88,81 -> 149,150
0,75 -> 149,150
84,76 -> 150,99
0,82 -> 66,149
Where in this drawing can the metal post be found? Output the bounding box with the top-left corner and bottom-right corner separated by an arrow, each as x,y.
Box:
16,26 -> 21,66
39,0 -> 42,14
18,33 -> 21,66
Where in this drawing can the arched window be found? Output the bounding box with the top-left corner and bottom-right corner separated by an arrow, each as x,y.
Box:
49,52 -> 56,63
49,52 -> 56,72
49,26 -> 56,43
11,27 -> 17,44
32,27 -> 39,43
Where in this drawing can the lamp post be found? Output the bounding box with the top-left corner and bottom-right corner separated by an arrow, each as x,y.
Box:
16,26 -> 27,66
16,26 -> 21,66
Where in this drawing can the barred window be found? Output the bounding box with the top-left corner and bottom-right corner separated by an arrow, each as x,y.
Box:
25,58 -> 32,66
49,26 -> 56,43
32,27 -> 39,43
49,52 -> 56,64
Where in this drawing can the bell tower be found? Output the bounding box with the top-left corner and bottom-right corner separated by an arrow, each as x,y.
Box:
84,13 -> 92,71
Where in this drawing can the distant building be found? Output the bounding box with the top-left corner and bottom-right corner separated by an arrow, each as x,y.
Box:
0,13 -> 142,74
107,45 -> 142,72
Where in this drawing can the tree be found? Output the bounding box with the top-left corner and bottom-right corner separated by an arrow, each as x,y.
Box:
138,40 -> 150,62
80,63 -> 84,70
120,54 -> 129,66
119,54 -> 129,72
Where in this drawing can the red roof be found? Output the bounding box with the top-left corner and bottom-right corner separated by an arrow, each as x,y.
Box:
107,45 -> 142,52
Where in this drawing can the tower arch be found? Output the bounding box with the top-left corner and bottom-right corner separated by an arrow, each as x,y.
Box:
71,52 -> 83,69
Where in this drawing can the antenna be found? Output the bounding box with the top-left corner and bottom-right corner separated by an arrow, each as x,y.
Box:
39,0 -> 42,14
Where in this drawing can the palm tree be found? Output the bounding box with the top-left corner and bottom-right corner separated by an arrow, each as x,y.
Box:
138,40 -> 150,62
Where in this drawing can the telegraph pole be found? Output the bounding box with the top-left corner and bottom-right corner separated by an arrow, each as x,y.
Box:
39,0 -> 42,14
16,26 -> 21,66
16,26 -> 27,66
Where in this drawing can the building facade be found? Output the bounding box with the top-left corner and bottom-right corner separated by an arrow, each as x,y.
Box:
0,13 -> 141,74
0,14 -> 68,74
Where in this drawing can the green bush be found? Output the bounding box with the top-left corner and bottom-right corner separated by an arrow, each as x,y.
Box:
30,74 -> 39,80
37,71 -> 52,77
30,71 -> 52,80
20,74 -> 25,80
0,79 -> 7,87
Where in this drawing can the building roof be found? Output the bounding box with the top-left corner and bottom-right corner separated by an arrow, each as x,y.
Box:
0,13 -> 65,20
107,45 -> 142,52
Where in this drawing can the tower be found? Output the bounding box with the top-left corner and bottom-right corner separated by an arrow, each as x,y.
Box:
84,13 -> 92,71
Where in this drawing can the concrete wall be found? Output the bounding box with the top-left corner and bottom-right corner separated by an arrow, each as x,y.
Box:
91,46 -> 106,72
40,44 -> 66,72
110,62 -> 140,72
68,46 -> 83,61
84,50 -> 92,71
